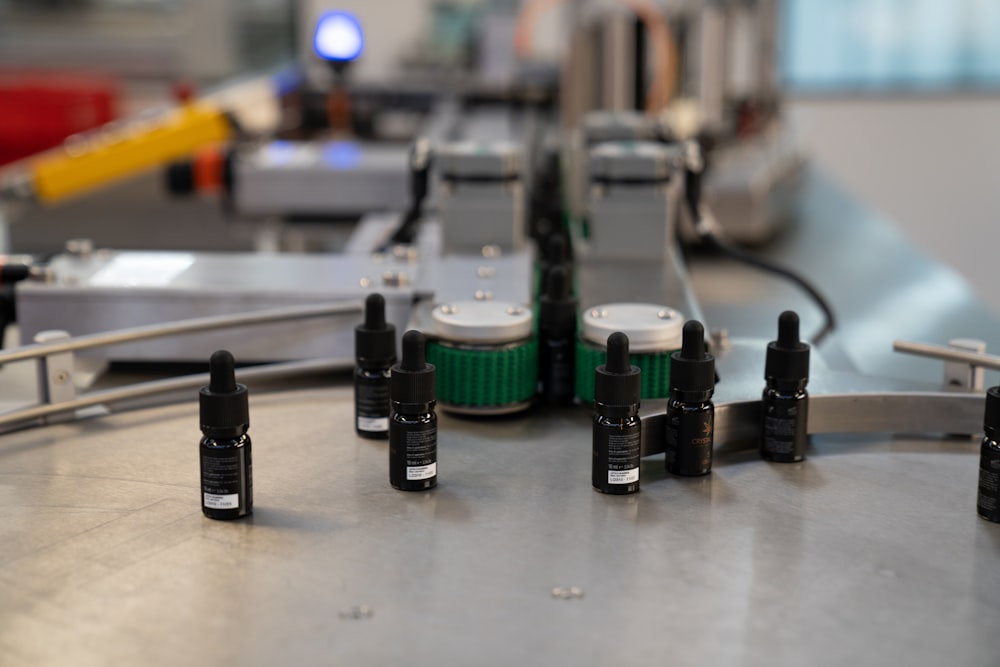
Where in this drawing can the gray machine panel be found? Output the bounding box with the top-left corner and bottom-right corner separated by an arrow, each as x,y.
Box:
233,140 -> 410,218
16,251 -> 417,362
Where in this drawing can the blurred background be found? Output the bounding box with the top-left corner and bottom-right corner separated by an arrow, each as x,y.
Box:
0,0 -> 998,309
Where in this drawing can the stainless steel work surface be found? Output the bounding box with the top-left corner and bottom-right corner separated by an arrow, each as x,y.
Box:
0,385 -> 998,667
3,169 -> 1000,666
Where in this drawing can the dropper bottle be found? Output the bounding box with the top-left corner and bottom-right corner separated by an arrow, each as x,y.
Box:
355,293 -> 397,439
977,387 -> 1000,523
761,310 -> 810,462
665,320 -> 715,476
199,349 -> 252,519
592,332 -> 642,494
389,330 -> 437,491
539,265 -> 578,405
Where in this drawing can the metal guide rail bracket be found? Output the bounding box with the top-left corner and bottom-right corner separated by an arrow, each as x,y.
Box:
0,313 -> 990,455
0,302 -> 362,432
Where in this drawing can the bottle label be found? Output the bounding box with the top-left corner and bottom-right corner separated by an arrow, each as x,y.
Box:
607,431 -> 641,484
201,446 -> 250,513
978,441 -> 1000,519
356,381 -> 390,430
204,492 -> 240,509
405,423 -> 437,480
762,399 -> 807,458
666,407 -> 713,474
358,416 -> 389,432
542,338 -> 575,402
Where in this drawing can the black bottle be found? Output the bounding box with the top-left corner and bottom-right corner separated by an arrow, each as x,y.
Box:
199,349 -> 252,520
977,387 -> 1000,523
539,266 -> 578,405
665,320 -> 715,476
539,234 -> 570,299
355,293 -> 397,439
592,332 -> 642,494
389,330 -> 437,491
761,310 -> 810,462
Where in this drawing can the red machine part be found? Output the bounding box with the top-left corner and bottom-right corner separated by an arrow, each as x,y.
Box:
0,70 -> 119,166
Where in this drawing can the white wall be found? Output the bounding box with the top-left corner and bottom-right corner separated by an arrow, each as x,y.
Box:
787,95 -> 1000,315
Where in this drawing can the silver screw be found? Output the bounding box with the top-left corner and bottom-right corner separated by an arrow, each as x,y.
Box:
359,277 -> 373,288
589,309 -> 608,319
657,309 -> 677,320
477,266 -> 496,279
382,270 -> 409,287
481,245 -> 502,258
440,304 -> 457,315
474,290 -> 493,301
506,305 -> 525,316
710,327 -> 731,352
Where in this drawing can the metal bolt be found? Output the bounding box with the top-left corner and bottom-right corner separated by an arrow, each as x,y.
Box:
481,245 -> 502,258
589,309 -> 608,319
657,309 -> 678,320
474,290 -> 493,301
359,277 -> 373,288
440,304 -> 457,315
506,305 -> 525,316
477,266 -> 496,279
65,238 -> 93,258
382,270 -> 409,287
52,370 -> 69,385
710,328 -> 731,352
392,245 -> 418,262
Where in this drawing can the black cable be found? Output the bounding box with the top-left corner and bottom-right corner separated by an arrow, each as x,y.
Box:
683,144 -> 836,346
379,138 -> 432,251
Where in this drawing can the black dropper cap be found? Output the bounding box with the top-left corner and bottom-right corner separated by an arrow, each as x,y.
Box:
199,349 -> 249,438
391,330 -> 436,410
356,293 -> 397,369
540,266 -> 578,337
765,310 -> 810,391
670,320 -> 715,401
595,332 -> 641,415
984,387 -> 1000,435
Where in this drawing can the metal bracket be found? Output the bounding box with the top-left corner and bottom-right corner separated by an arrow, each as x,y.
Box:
943,338 -> 986,390
33,329 -> 76,425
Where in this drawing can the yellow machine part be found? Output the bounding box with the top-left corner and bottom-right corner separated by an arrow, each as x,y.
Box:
29,102 -> 232,205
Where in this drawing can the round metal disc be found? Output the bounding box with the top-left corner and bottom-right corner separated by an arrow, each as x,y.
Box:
431,300 -> 534,344
581,302 -> 684,352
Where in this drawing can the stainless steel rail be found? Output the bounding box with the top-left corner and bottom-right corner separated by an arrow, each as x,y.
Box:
639,390 -> 984,456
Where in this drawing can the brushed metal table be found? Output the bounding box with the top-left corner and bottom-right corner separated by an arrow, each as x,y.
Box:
2,169 -> 999,665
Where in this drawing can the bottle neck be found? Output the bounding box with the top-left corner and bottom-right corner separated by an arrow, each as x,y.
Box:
767,378 -> 807,393
596,402 -> 639,419
392,400 -> 435,415
201,424 -> 248,440
669,388 -> 713,403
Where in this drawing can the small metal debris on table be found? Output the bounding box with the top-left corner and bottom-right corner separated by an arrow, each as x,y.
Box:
338,605 -> 375,619
550,586 -> 585,600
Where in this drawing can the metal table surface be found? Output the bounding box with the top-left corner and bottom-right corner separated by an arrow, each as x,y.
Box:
2,168 -> 1000,665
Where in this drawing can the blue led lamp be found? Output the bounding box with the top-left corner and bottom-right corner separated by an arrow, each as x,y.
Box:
313,11 -> 363,133
313,11 -> 364,72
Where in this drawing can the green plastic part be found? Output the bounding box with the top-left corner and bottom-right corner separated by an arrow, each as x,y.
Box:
574,338 -> 675,403
427,340 -> 539,408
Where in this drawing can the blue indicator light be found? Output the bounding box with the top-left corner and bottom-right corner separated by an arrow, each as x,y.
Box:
322,141 -> 362,170
313,11 -> 364,63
